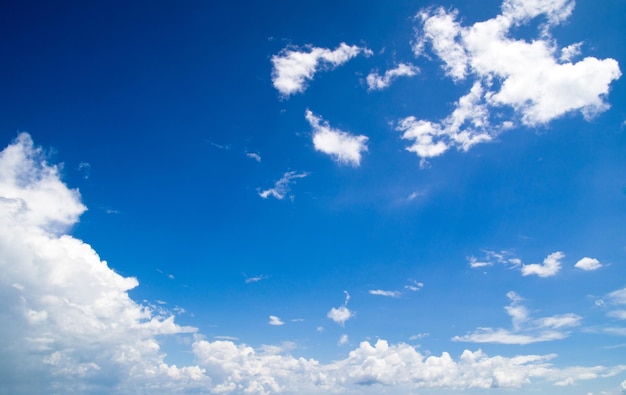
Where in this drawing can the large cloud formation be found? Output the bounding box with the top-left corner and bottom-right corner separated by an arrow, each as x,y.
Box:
399,0 -> 621,159
1,132 -> 625,394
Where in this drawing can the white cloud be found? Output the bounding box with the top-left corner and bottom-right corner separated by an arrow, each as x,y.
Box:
404,280 -> 424,292
268,315 -> 285,326
306,110 -> 368,167
521,251 -> 564,277
338,334 -> 349,346
369,289 -> 401,297
404,0 -> 621,160
271,43 -> 368,96
453,291 -> 581,344
575,257 -> 602,271
0,134 -> 204,393
366,63 -> 419,91
245,274 -> 270,284
327,291 -> 355,326
246,152 -> 261,162
258,170 -> 309,200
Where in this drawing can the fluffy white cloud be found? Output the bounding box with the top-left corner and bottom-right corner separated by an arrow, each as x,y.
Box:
269,315 -> 285,326
366,63 -> 419,91
258,170 -> 309,200
404,0 -> 621,159
453,291 -> 581,345
521,251 -> 564,277
271,43 -> 369,96
306,110 -> 368,167
0,134 -> 204,393
327,291 -> 355,326
575,257 -> 602,271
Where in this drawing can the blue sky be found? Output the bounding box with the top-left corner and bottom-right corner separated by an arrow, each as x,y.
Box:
1,0 -> 625,393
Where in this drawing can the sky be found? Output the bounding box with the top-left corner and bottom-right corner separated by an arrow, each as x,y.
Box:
0,0 -> 625,393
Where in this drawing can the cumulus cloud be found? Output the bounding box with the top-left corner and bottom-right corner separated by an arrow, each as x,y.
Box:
453,291 -> 581,344
269,315 -> 285,326
575,257 -> 602,271
0,134 -> 204,393
306,110 -> 368,167
327,291 -> 355,326
521,251 -> 564,277
271,43 -> 369,96
366,63 -> 419,91
402,0 -> 621,160
258,170 -> 309,200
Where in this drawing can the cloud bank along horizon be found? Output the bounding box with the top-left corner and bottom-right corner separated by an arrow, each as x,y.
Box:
1,0 -> 626,393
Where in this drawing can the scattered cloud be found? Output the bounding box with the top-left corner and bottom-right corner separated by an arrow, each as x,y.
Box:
402,0 -> 621,160
305,110 -> 368,167
469,250 -> 564,278
409,333 -> 429,340
404,280 -> 424,292
271,43 -> 370,97
258,170 -> 309,200
521,251 -> 564,277
246,152 -> 262,162
327,291 -> 355,326
453,291 -> 581,344
605,287 -> 626,321
245,274 -> 270,284
77,162 -> 91,179
268,315 -> 285,326
338,334 -> 349,346
366,63 -> 419,91
369,289 -> 401,297
214,335 -> 240,341
575,257 -> 602,271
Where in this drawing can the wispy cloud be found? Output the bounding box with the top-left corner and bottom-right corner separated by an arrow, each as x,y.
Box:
246,152 -> 262,162
258,170 -> 309,200
369,289 -> 401,297
245,274 -> 270,284
469,250 -> 564,277
271,43 -> 370,97
453,291 -> 581,344
305,110 -> 368,167
366,63 -> 419,91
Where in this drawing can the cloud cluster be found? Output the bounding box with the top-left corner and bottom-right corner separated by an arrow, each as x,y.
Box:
2,134 -> 624,393
453,291 -> 581,344
0,134 -> 203,393
271,43 -> 369,97
306,110 -> 369,167
400,0 -> 621,159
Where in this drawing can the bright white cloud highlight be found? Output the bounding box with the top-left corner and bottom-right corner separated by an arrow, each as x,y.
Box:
403,0 -> 621,160
521,251 -> 564,277
269,315 -> 285,326
327,291 -> 355,326
271,43 -> 369,96
453,291 -> 581,344
0,134 -> 204,393
258,170 -> 309,200
366,63 -> 419,91
575,257 -> 602,271
306,110 -> 368,167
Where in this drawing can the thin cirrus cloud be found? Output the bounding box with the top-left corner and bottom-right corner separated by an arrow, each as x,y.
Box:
271,42 -> 370,97
305,110 -> 368,167
366,63 -> 419,91
453,291 -> 582,345
2,132 -> 625,394
469,250 -> 566,278
398,0 -> 621,160
258,170 -> 309,200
